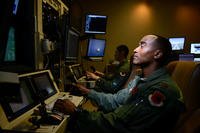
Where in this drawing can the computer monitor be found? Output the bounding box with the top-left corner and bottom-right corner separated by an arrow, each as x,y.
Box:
0,0 -> 35,72
0,70 -> 60,130
194,58 -> 200,62
31,71 -> 58,101
190,43 -> 200,54
1,0 -> 20,63
0,76 -> 37,122
4,27 -> 16,62
65,28 -> 80,62
168,37 -> 185,51
69,64 -> 85,81
13,0 -> 20,15
179,54 -> 194,61
86,38 -> 106,60
84,14 -> 108,34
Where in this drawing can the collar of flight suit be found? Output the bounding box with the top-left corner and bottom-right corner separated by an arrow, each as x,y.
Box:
140,67 -> 168,83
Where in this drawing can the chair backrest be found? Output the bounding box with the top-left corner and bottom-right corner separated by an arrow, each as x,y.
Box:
167,61 -> 200,133
167,61 -> 200,111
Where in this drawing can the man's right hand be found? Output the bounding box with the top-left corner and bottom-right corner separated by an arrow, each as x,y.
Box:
86,71 -> 100,80
53,99 -> 76,115
94,71 -> 104,77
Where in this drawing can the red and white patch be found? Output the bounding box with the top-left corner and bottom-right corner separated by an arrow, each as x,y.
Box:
148,91 -> 166,107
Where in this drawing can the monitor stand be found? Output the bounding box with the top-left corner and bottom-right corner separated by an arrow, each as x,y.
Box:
88,57 -> 103,61
29,98 -> 63,127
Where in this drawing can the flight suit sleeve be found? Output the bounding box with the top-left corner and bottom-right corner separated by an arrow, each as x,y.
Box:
72,92 -> 162,133
72,103 -> 142,133
87,88 -> 130,112
95,72 -> 130,93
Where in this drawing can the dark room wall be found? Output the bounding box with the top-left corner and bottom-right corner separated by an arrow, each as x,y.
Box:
78,0 -> 200,71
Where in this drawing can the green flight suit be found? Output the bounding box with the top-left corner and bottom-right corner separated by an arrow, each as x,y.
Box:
94,59 -> 130,93
67,67 -> 184,133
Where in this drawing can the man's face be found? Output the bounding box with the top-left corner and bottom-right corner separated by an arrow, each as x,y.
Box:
132,35 -> 158,66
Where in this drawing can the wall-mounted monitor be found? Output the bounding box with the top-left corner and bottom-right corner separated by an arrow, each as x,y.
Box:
0,0 -> 35,72
190,43 -> 200,54
168,37 -> 185,51
84,14 -> 108,34
65,28 -> 80,62
86,38 -> 106,60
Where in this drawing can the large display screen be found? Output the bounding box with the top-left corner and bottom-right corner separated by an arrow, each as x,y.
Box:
85,14 -> 107,34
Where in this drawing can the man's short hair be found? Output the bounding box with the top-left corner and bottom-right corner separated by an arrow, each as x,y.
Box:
154,35 -> 172,66
117,45 -> 129,58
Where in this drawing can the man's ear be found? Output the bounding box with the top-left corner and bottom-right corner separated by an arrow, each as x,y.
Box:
154,50 -> 163,59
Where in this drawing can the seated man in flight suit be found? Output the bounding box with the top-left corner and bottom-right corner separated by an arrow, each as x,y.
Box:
54,34 -> 185,133
86,44 -> 131,93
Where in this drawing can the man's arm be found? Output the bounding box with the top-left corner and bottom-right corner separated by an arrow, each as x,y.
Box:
87,88 -> 130,112
75,76 -> 140,112
95,72 -> 130,93
87,76 -> 141,112
73,87 -> 184,133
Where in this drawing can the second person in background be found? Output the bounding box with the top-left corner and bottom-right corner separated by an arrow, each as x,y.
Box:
86,44 -> 131,93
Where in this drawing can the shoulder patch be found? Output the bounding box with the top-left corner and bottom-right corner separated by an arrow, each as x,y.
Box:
148,91 -> 166,107
120,72 -> 126,77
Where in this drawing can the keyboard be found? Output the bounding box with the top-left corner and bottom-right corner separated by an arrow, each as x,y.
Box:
45,92 -> 84,111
